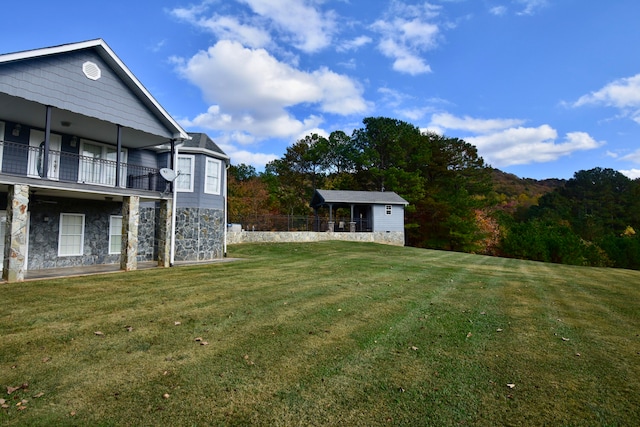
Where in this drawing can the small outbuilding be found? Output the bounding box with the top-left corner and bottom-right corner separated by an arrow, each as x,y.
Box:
310,190 -> 408,243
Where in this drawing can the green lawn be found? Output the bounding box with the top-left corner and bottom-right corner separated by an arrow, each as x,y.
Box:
1,241 -> 639,426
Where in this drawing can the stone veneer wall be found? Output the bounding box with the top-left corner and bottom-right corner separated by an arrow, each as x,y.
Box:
138,206 -> 156,262
174,207 -> 225,261
227,231 -> 405,246
28,200 -> 122,269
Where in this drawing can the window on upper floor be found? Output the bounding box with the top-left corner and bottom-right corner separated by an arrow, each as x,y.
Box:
204,157 -> 222,195
176,154 -> 194,192
385,205 -> 392,215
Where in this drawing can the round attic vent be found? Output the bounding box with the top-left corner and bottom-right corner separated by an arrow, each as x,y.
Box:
82,61 -> 101,80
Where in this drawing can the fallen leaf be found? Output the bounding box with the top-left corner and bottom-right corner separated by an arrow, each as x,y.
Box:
496,328 -> 503,332
194,337 -> 203,342
0,399 -> 5,405
42,357 -> 51,363
125,326 -> 134,332
7,385 -> 23,394
33,392 -> 45,398
70,411 -> 76,416
506,383 -> 516,389
575,353 -> 581,357
174,321 -> 181,326
337,309 -> 342,312
94,331 -> 104,336
480,312 -> 486,315
411,346 -> 418,351
562,337 -> 570,341
466,332 -> 473,338
162,393 -> 170,399
200,341 -> 209,346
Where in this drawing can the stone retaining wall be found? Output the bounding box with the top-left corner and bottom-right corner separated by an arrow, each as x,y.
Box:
227,231 -> 405,246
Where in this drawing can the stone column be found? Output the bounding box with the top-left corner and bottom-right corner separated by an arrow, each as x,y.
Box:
157,198 -> 172,267
3,185 -> 30,283
120,196 -> 139,271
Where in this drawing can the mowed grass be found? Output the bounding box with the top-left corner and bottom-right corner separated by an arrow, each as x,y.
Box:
1,241 -> 639,426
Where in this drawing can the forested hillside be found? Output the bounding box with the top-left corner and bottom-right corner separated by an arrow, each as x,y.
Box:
228,117 -> 640,269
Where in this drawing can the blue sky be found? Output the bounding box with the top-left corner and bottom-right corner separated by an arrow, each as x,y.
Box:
4,0 -> 640,180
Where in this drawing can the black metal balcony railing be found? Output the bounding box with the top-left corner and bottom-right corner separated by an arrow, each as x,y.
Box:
0,140 -> 169,192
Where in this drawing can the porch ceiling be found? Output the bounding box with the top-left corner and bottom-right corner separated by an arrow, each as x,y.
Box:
0,180 -> 169,203
0,93 -> 172,149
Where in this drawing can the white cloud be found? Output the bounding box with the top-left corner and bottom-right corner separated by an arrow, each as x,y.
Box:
337,36 -> 373,52
620,169 -> 640,179
370,2 -> 441,75
622,149 -> 640,163
516,0 -> 549,16
489,6 -> 507,16
573,74 -> 640,124
174,40 -> 369,141
227,148 -> 280,167
430,113 -> 525,133
239,0 -> 337,53
430,113 -> 604,167
171,0 -> 336,53
466,128 -> 603,167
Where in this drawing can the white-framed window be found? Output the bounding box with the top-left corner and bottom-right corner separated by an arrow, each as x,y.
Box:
385,205 -> 392,215
58,213 -> 85,256
176,154 -> 195,192
204,157 -> 222,195
79,139 -> 127,187
109,215 -> 123,254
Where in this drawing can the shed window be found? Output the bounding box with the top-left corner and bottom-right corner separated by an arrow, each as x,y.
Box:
59,213 -> 85,256
385,205 -> 392,215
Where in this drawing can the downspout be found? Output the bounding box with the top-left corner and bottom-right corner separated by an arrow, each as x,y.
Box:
223,162 -> 230,257
170,141 -> 179,266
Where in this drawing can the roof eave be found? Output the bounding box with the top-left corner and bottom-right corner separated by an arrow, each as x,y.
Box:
0,38 -> 190,141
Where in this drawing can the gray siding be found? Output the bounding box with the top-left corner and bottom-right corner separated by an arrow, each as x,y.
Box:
0,50 -> 171,138
372,204 -> 405,232
176,153 -> 225,210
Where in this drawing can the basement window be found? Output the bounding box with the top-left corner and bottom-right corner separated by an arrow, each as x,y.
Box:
58,213 -> 85,256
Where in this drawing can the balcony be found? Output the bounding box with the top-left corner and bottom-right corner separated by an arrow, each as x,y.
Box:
0,140 -> 170,193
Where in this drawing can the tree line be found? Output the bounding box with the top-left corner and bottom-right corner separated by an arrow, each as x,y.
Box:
228,117 -> 640,270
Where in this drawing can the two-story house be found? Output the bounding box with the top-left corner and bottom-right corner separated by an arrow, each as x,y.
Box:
0,39 -> 228,282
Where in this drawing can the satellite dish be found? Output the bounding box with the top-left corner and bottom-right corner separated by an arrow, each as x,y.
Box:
159,168 -> 177,182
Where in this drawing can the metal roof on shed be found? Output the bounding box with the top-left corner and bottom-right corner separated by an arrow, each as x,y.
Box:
311,189 -> 409,207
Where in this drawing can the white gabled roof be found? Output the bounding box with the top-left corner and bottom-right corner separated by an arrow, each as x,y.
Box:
0,39 -> 190,141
